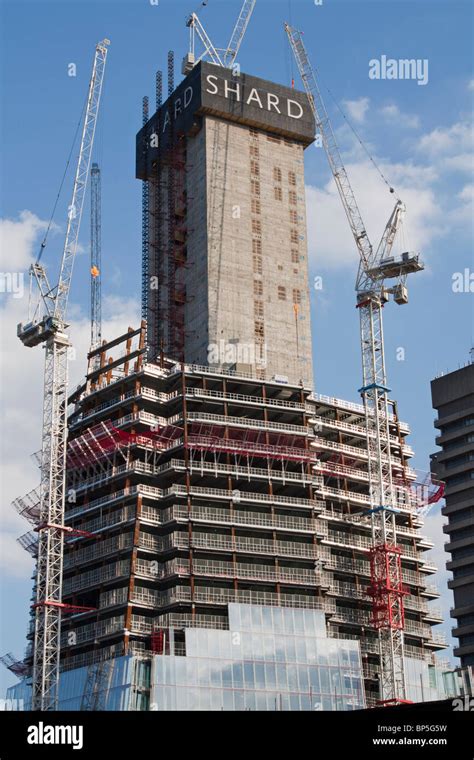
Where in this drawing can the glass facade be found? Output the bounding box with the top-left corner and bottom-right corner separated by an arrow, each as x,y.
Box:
404,657 -> 463,703
150,604 -> 366,711
6,655 -> 149,711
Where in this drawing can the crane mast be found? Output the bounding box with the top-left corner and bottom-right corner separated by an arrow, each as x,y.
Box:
286,24 -> 423,705
17,39 -> 109,711
90,162 -> 102,352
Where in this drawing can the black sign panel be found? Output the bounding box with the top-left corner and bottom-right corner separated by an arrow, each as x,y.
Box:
136,61 -> 315,179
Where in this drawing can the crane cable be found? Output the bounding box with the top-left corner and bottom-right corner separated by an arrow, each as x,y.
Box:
36,94 -> 88,264
317,68 -> 402,201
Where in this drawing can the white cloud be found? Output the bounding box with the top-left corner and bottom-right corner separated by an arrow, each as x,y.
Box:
468,79 -> 474,91
343,97 -> 370,124
416,121 -> 473,157
0,211 -> 54,272
306,158 -> 441,269
0,212 -> 140,581
380,103 -> 420,129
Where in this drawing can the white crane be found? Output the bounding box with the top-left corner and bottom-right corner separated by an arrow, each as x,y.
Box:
17,38 -> 110,711
90,162 -> 102,354
182,0 -> 256,73
285,24 -> 423,705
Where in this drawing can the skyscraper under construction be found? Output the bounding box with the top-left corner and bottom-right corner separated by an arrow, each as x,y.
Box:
9,55 -> 450,711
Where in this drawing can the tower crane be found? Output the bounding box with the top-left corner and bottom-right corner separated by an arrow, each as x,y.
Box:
16,39 -> 110,711
90,162 -> 102,355
285,24 -> 423,705
182,0 -> 256,73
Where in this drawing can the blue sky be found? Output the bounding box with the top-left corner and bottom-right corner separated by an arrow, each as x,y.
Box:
0,0 -> 473,692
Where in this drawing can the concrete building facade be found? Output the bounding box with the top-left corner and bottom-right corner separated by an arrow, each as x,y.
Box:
137,61 -> 314,387
431,361 -> 474,668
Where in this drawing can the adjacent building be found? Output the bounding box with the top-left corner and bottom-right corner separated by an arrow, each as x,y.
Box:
431,359 -> 474,668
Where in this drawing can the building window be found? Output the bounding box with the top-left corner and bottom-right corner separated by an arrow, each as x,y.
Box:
289,190 -> 297,205
252,219 -> 261,235
288,171 -> 296,186
277,264 -> 283,271
254,321 -> 265,338
273,167 -> 282,183
274,187 -> 282,201
250,128 -> 259,139
253,255 -> 263,275
250,144 -> 259,158
289,209 -> 298,224
254,300 -> 264,318
252,239 -> 262,255
278,286 -> 287,301
250,160 -> 260,177
293,288 -> 302,304
251,198 -> 261,215
251,180 -> 260,197
291,249 -> 299,264
290,229 -> 299,244
254,281 -> 263,297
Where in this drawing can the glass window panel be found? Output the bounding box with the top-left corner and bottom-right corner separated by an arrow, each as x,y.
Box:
305,638 -> 317,664
244,662 -> 254,687
276,663 -> 288,690
222,662 -> 233,688
187,688 -> 199,711
263,635 -> 275,661
262,606 -> 273,632
309,667 -> 321,694
296,637 -> 306,663
253,633 -> 264,660
300,694 -> 311,711
175,658 -> 186,687
223,689 -> 234,711
285,636 -> 296,663
199,688 -> 211,711
198,660 -> 209,687
320,667 -> 330,694
331,669 -> 342,697
293,609 -> 305,634
318,647 -> 328,667
251,605 -> 262,631
322,695 -> 332,710
242,632 -> 253,660
280,693 -> 290,711
232,662 -> 244,688
176,687 -> 187,711
328,641 -> 339,666
287,664 -> 298,691
210,661 -> 222,688
275,636 -> 286,662
290,694 -> 300,711
265,662 -> 276,689
210,688 -> 223,711
272,607 -> 284,633
234,689 -> 245,711
255,662 -> 265,689
228,603 -> 241,631
255,691 -> 267,710
244,690 -> 257,711
298,664 -> 309,692
240,605 -> 251,632
283,608 -> 295,634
